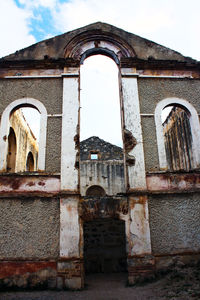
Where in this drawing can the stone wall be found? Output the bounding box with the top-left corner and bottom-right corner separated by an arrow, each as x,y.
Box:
80,161 -> 125,196
80,137 -> 125,195
80,136 -> 123,161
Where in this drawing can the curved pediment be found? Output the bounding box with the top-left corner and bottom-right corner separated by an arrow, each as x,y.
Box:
64,29 -> 136,64
1,22 -> 197,66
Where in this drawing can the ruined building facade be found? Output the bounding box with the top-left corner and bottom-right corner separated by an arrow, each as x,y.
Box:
7,109 -> 38,172
0,22 -> 200,289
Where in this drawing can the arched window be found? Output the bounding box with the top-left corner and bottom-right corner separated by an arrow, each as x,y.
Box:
86,185 -> 106,197
26,152 -> 34,172
0,98 -> 47,172
80,54 -> 123,147
155,98 -> 200,171
7,127 -> 17,172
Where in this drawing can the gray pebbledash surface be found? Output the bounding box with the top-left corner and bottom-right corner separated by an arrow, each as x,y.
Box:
0,198 -> 60,259
149,193 -> 200,254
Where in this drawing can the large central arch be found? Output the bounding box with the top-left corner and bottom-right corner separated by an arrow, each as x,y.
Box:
64,30 -> 136,63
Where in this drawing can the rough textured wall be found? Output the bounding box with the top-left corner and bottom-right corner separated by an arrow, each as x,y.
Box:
0,197 -> 60,259
46,117 -> 62,173
0,78 -> 62,114
138,78 -> 200,172
0,78 -> 62,172
141,117 -> 159,171
149,193 -> 200,255
138,78 -> 200,114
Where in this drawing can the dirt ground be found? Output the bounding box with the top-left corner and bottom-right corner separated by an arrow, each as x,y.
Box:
0,263 -> 200,300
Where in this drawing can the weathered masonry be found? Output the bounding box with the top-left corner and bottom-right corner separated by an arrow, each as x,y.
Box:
0,22 -> 200,289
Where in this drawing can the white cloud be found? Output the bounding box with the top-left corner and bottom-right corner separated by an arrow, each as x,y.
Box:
19,0 -> 57,9
0,0 -> 35,58
51,0 -> 200,61
1,0 -> 200,60
80,55 -> 122,146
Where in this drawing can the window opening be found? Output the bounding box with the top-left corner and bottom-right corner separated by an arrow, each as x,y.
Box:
7,106 -> 40,172
80,54 -> 122,147
80,54 -> 125,196
90,151 -> 99,160
162,104 -> 193,171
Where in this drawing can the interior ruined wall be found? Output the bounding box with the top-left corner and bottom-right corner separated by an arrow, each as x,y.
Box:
148,193 -> 200,255
9,110 -> 38,172
138,78 -> 200,172
0,197 -> 60,259
0,78 -> 63,173
80,161 -> 125,196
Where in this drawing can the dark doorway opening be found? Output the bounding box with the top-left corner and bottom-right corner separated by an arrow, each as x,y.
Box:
7,127 -> 17,172
84,218 -> 127,274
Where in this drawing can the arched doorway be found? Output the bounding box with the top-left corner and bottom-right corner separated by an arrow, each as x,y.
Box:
7,127 -> 16,172
26,152 -> 34,172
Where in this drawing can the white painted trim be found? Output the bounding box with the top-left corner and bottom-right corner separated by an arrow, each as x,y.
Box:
140,113 -> 154,116
60,197 -> 80,257
155,97 -> 200,170
121,74 -> 147,189
0,97 -> 47,171
61,74 -> 79,190
47,114 -> 62,117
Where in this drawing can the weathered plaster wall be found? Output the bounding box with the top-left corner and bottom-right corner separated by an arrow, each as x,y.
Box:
80,161 -> 125,196
138,78 -> 200,171
0,197 -> 60,259
0,79 -> 62,113
138,78 -> 200,114
149,193 -> 200,255
0,78 -> 63,172
46,117 -> 62,173
141,116 -> 159,171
